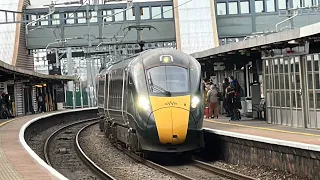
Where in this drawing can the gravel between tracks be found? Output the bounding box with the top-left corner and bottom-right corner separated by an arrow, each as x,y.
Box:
27,123 -> 71,160
167,164 -> 230,180
79,124 -> 179,180
210,161 -> 310,180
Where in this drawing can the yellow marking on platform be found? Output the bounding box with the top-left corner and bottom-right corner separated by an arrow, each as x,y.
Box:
0,119 -> 15,127
205,119 -> 320,137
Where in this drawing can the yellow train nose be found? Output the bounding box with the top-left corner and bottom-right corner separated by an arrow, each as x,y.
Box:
149,95 -> 190,145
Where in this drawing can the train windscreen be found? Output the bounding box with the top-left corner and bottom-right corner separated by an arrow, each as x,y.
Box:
146,66 -> 189,93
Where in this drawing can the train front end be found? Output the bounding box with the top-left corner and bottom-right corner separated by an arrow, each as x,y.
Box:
133,49 -> 204,153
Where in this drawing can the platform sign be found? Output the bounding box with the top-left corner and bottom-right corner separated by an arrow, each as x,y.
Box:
54,84 -> 65,103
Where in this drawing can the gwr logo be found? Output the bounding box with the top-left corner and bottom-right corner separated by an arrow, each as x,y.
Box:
165,101 -> 177,106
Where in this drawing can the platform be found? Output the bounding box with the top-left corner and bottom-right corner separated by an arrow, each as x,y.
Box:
203,116 -> 320,151
0,112 -> 63,180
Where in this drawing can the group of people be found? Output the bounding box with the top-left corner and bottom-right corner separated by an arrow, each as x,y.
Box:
0,92 -> 14,119
204,76 -> 243,121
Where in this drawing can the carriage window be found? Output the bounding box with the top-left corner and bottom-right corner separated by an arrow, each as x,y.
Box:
146,66 -> 189,93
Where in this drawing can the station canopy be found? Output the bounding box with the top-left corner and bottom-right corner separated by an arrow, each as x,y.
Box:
0,60 -> 76,83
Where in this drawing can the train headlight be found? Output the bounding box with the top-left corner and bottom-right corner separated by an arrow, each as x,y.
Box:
138,96 -> 150,111
191,96 -> 200,108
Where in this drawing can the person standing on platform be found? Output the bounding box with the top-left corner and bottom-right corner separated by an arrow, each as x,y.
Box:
228,76 -> 242,120
206,85 -> 219,119
222,78 -> 231,117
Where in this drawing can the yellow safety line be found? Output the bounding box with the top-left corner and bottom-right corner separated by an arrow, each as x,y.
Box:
205,119 -> 320,137
0,119 -> 15,127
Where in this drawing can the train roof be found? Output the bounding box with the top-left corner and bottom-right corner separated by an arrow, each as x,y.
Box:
100,48 -> 197,73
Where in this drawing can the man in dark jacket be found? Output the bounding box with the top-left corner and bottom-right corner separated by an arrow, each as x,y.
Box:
228,76 -> 242,120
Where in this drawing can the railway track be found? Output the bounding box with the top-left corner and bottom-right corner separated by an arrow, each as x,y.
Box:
44,118 -> 256,180
191,159 -> 257,180
114,142 -> 256,180
44,118 -> 116,180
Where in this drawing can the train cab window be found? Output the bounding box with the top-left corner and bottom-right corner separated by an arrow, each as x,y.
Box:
146,66 -> 189,93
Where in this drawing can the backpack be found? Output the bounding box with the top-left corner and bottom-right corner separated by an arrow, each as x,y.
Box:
214,86 -> 223,101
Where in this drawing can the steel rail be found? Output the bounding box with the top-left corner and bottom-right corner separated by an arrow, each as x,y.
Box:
192,159 -> 257,180
114,144 -> 196,180
76,121 -> 117,180
44,117 -> 100,166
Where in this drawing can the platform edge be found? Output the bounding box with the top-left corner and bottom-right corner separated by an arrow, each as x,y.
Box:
203,128 -> 320,152
18,108 -> 97,180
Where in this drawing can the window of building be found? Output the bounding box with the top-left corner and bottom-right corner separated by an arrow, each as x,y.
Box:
163,6 -> 173,18
40,15 -> 49,25
90,11 -> 97,23
77,12 -> 86,23
229,2 -> 238,14
151,7 -> 161,19
126,8 -> 135,20
103,10 -> 113,22
255,0 -> 264,13
240,1 -> 250,13
114,9 -> 124,21
305,0 -> 312,7
217,2 -> 227,15
292,0 -> 301,8
52,14 -> 60,25
278,0 -> 287,9
140,7 -> 150,20
266,0 -> 275,12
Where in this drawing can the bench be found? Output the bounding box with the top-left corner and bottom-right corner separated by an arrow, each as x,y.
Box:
252,99 -> 265,119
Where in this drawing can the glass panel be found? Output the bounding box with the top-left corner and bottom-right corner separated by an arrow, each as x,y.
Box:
104,10 -> 113,22
297,92 -> 302,108
315,73 -> 320,89
309,92 -> 314,108
41,20 -> 49,25
278,0 -> 287,9
141,7 -> 150,19
52,14 -> 60,25
163,6 -> 173,18
275,92 -> 280,106
314,54 -> 319,71
275,75 -> 279,89
280,91 -> 285,107
316,93 -> 320,109
279,60 -> 284,73
265,75 -> 269,89
305,0 -> 312,7
151,7 -> 162,19
285,74 -> 289,89
295,62 -> 300,72
147,66 -> 189,93
266,0 -> 275,12
284,59 -> 289,73
114,9 -> 124,21
295,74 -> 301,89
265,60 -> 269,74
291,92 -> 296,107
280,74 -> 284,89
292,0 -> 301,8
90,11 -> 97,22
286,92 -> 290,107
274,59 -> 278,73
255,0 -> 264,12
307,60 -> 312,72
217,3 -> 227,15
308,74 -> 313,89
126,8 -> 135,20
229,2 -> 238,14
240,1 -> 250,13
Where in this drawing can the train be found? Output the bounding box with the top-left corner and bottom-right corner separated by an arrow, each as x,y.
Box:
96,48 -> 204,156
